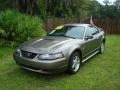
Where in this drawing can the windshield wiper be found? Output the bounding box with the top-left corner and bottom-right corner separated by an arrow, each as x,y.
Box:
47,34 -> 76,39
63,35 -> 76,39
56,35 -> 76,39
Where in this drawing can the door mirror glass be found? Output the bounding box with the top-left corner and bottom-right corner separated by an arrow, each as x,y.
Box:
99,28 -> 103,31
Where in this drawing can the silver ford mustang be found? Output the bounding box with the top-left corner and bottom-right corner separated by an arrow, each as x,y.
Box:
13,24 -> 105,74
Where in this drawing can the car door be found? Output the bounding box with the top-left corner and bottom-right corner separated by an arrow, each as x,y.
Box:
82,26 -> 100,58
92,26 -> 102,49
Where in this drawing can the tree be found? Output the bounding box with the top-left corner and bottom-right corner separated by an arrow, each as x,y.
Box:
103,0 -> 111,5
0,0 -> 15,11
113,0 -> 120,19
88,0 -> 102,19
114,0 -> 120,9
13,0 -> 91,20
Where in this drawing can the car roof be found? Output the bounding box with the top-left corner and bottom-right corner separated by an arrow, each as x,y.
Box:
64,24 -> 92,27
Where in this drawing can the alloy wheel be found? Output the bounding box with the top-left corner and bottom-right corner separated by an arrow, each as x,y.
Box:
72,55 -> 80,72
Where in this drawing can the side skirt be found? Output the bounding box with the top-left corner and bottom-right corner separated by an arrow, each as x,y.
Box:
82,50 -> 99,63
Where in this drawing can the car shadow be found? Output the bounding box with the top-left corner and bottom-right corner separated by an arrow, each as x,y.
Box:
8,66 -> 73,81
2,66 -> 75,89
81,53 -> 102,66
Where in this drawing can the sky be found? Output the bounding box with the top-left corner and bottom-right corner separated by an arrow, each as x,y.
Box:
96,0 -> 116,5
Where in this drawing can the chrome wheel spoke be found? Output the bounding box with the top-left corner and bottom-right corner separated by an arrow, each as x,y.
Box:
72,55 -> 80,72
101,43 -> 104,53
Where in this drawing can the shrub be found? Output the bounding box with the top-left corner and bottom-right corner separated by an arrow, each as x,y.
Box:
0,10 -> 46,47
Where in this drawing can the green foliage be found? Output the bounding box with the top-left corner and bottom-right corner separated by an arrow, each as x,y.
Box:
45,0 -> 90,19
13,0 -> 91,19
0,0 -> 120,20
0,10 -> 46,47
38,0 -> 47,21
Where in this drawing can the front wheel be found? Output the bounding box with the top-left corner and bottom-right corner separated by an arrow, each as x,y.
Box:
67,52 -> 81,74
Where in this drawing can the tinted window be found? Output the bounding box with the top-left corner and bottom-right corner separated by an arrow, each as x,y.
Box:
92,27 -> 99,34
85,27 -> 98,36
48,26 -> 85,39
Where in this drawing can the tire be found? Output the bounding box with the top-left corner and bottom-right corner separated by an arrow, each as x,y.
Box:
99,42 -> 105,54
67,52 -> 81,74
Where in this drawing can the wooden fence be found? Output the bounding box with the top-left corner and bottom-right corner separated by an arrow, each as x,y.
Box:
45,18 -> 120,34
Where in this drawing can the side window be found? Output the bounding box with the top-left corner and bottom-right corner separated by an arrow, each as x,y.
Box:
92,27 -> 99,34
85,27 -> 98,36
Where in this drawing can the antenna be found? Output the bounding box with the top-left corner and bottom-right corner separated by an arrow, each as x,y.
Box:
90,16 -> 94,25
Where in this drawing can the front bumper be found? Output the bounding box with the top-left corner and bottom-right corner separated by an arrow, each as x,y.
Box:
13,54 -> 68,73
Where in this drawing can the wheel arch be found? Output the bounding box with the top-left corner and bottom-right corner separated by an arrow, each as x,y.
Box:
103,38 -> 105,44
69,48 -> 83,60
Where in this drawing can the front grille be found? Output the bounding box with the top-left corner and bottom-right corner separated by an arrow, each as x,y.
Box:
21,50 -> 37,59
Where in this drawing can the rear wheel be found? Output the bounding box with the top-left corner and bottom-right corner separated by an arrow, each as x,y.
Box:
99,42 -> 105,53
67,52 -> 81,74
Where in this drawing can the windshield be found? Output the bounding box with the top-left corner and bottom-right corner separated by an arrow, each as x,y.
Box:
48,26 -> 85,39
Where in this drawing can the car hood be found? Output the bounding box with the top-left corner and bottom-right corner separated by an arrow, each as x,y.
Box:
20,36 -> 75,54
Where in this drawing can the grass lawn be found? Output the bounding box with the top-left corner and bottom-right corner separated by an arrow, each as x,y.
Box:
0,35 -> 120,90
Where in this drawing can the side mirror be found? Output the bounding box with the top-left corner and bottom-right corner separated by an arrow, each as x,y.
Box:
85,35 -> 93,40
99,28 -> 103,31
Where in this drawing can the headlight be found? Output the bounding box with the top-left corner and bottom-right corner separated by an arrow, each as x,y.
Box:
38,52 -> 64,60
15,49 -> 21,55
